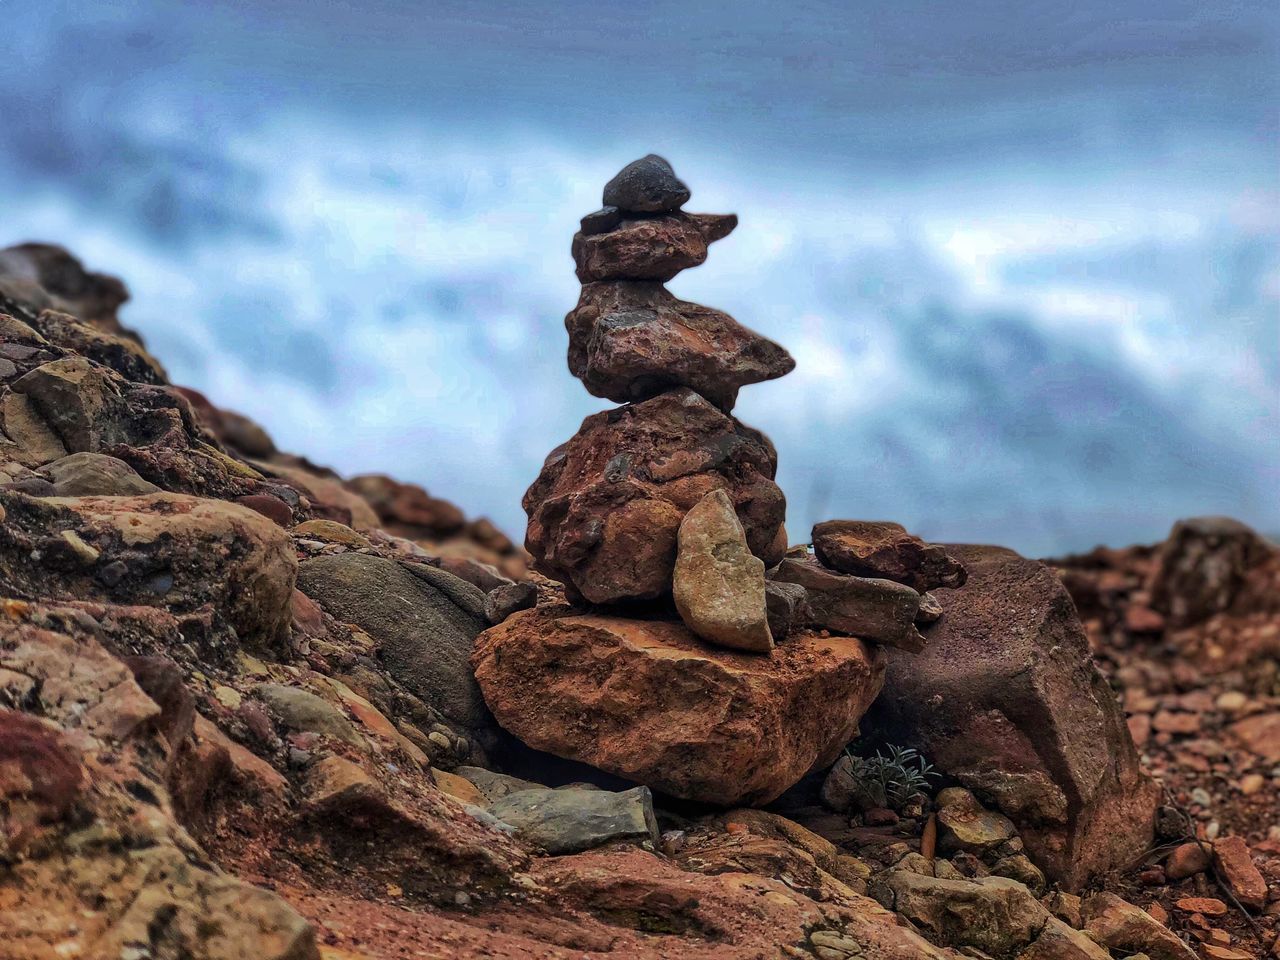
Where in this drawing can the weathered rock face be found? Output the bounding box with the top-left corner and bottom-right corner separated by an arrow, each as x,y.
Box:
1147,516 -> 1276,627
523,388 -> 785,603
0,490 -> 297,650
296,553 -> 492,735
673,488 -> 772,652
566,281 -> 794,410
0,606 -> 320,960
813,520 -> 967,591
864,544 -> 1159,890
472,608 -> 885,806
770,554 -> 925,651
0,243 -> 131,334
486,785 -> 660,854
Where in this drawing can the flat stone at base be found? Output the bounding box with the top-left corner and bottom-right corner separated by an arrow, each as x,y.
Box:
487,785 -> 658,854
472,608 -> 885,806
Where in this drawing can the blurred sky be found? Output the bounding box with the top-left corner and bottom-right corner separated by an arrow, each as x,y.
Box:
1,0 -> 1277,555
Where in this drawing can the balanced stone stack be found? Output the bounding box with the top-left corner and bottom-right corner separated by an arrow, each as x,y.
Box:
473,156 -> 953,806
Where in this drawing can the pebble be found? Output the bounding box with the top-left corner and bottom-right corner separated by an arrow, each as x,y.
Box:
1191,787 -> 1213,807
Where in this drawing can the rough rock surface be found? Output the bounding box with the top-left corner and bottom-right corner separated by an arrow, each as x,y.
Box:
0,489 -> 297,649
566,280 -> 794,410
771,554 -> 926,651
486,785 -> 659,854
472,607 -> 885,805
813,519 -> 968,591
295,553 -> 491,735
865,544 -> 1159,890
523,388 -> 785,603
673,488 -> 772,652
571,212 -> 736,283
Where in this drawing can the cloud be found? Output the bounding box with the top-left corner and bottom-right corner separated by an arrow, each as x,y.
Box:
0,1 -> 1275,556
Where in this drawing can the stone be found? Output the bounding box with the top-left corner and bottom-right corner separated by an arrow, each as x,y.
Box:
1019,919 -> 1112,960
291,518 -> 371,548
254,683 -> 364,748
769,555 -> 925,651
453,766 -> 544,804
297,553 -> 489,733
39,451 -> 160,496
864,545 -> 1159,891
1164,841 -> 1211,880
1173,896 -> 1227,916
304,754 -> 383,812
764,580 -> 806,641
0,491 -> 296,649
812,520 -> 967,591
472,608 -> 884,805
916,591 -> 943,624
1080,892 -> 1197,960
1212,836 -> 1267,910
673,489 -> 772,652
572,212 -> 738,283
579,206 -> 622,235
602,154 -> 690,213
0,242 -> 130,331
880,871 -> 1103,960
565,281 -> 794,410
484,580 -> 538,624
991,854 -> 1047,896
1227,712 -> 1280,763
486,785 -> 659,854
432,768 -> 484,805
523,389 -> 785,603
935,787 -> 1017,854
1147,517 -> 1275,627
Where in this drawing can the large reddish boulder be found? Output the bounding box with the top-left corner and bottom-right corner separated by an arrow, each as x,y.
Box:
566,281 -> 794,411
471,607 -> 885,806
864,544 -> 1158,890
523,388 -> 786,603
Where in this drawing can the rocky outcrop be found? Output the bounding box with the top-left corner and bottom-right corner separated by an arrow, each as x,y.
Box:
865,544 -> 1159,890
473,608 -> 885,805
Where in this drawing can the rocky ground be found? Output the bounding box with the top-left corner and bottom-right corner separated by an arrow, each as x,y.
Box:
0,160 -> 1276,960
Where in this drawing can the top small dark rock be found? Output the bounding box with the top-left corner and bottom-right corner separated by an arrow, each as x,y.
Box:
602,154 -> 690,213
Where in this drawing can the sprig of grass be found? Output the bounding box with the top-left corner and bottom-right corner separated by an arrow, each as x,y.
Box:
842,744 -> 939,810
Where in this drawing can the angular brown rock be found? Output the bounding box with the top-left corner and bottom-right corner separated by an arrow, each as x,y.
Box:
863,544 -> 1159,890
770,554 -> 925,651
571,212 -> 736,283
523,388 -> 785,603
471,608 -> 885,806
673,488 -> 772,652
566,281 -> 794,410
813,519 -> 967,591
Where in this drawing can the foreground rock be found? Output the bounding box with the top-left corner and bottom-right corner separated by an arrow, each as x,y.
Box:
0,489 -> 296,650
487,785 -> 659,854
865,544 -> 1158,890
673,488 -> 772,652
472,607 -> 884,805
0,605 -> 319,960
523,388 -> 785,603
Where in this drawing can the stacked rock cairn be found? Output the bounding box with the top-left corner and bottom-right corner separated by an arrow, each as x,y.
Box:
473,155 -> 967,807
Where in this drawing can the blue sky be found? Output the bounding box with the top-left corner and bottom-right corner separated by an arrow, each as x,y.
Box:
2,1 -> 1276,554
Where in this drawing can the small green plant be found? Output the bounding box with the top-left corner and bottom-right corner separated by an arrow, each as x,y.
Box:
842,744 -> 938,811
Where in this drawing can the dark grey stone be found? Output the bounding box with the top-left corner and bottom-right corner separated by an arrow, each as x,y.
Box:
602,154 -> 690,213
486,785 -> 659,854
